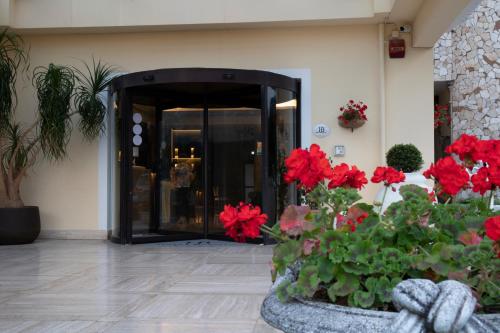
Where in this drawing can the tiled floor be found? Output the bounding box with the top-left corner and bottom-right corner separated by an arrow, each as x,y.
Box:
0,239 -> 281,332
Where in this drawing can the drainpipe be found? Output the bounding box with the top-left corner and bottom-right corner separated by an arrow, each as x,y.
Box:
379,23 -> 387,164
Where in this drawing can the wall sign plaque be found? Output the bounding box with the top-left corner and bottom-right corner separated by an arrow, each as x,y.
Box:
313,123 -> 330,138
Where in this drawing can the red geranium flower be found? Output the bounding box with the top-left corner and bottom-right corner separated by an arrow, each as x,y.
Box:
445,134 -> 479,167
471,167 -> 494,195
328,163 -> 368,190
472,139 -> 500,166
371,166 -> 405,186
423,157 -> 469,196
284,144 -> 333,191
219,203 -> 268,242
485,216 -> 500,242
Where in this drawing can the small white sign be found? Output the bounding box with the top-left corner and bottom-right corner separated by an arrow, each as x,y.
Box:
313,124 -> 330,138
334,145 -> 345,157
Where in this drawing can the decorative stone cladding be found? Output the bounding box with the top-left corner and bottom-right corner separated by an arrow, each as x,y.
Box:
434,0 -> 500,140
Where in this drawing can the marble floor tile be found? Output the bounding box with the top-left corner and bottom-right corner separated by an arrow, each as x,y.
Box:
190,263 -> 271,276
129,294 -> 264,320
253,318 -> 284,332
0,239 -> 277,331
166,275 -> 272,294
0,275 -> 62,292
0,292 -> 141,320
103,320 -> 256,333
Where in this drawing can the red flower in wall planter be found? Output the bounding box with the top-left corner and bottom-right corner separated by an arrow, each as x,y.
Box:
338,99 -> 368,132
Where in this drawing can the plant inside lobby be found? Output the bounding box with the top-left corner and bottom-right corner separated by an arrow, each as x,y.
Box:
0,29 -> 114,244
220,135 -> 500,332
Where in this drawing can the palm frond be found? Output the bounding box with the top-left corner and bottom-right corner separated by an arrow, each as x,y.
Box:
0,29 -> 28,133
73,58 -> 115,140
33,63 -> 75,160
1,122 -> 29,174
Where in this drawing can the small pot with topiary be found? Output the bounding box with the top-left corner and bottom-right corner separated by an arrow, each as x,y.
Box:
374,144 -> 433,213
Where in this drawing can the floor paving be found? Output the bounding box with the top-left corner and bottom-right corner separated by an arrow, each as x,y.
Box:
0,239 -> 281,332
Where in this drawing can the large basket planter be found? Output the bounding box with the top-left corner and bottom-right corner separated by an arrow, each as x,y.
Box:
261,269 -> 500,333
0,206 -> 40,245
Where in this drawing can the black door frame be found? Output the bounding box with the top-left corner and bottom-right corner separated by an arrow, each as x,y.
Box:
110,68 -> 301,244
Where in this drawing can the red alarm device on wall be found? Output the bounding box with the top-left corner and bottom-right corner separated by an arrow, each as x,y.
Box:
389,31 -> 405,58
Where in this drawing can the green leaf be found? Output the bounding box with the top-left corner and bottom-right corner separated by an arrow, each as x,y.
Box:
375,276 -> 393,303
331,272 -> 359,297
327,285 -> 337,303
276,280 -> 292,302
273,240 -> 301,274
317,257 -> 337,283
352,290 -> 375,308
342,262 -> 370,275
295,264 -> 320,297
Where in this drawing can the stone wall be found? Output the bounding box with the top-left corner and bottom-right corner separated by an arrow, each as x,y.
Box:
434,0 -> 500,140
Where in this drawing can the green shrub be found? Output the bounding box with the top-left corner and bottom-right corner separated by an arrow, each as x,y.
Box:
386,144 -> 423,173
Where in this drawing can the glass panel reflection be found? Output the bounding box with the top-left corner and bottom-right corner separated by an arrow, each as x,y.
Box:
158,85 -> 204,235
208,84 -> 262,236
276,88 -> 298,217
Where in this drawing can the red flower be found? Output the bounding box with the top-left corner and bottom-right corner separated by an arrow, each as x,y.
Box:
423,157 -> 469,196
279,205 -> 313,236
472,139 -> 500,166
371,166 -> 405,186
458,230 -> 483,246
445,134 -> 479,166
471,167 -> 494,195
284,144 -> 333,190
485,216 -> 500,242
328,163 -> 368,190
427,190 -> 437,203
219,203 -> 268,242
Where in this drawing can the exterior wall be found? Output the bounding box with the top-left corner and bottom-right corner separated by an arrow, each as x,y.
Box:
385,25 -> 434,169
8,0 -> 390,30
15,25 -> 433,235
434,0 -> 500,140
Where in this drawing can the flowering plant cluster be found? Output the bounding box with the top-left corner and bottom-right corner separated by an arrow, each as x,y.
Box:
424,134 -> 500,200
219,136 -> 500,312
338,100 -> 368,125
434,104 -> 451,129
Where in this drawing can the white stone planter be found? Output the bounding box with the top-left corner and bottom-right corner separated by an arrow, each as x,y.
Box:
374,172 -> 433,213
261,268 -> 500,333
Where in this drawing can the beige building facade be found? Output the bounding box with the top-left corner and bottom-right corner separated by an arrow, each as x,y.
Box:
0,0 -> 480,240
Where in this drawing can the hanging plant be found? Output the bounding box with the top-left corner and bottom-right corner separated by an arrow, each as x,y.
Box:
338,99 -> 367,132
434,104 -> 450,129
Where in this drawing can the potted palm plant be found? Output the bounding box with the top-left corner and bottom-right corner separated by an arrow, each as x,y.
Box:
0,29 -> 114,245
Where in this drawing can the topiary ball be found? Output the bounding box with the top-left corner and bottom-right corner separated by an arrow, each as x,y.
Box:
386,144 -> 423,173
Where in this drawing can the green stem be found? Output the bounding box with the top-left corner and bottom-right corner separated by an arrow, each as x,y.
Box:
417,245 -> 431,256
378,185 -> 389,218
368,186 -> 389,239
487,187 -> 495,208
260,224 -> 284,241
487,279 -> 500,292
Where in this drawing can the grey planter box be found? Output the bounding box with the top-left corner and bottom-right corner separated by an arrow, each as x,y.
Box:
261,269 -> 500,333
